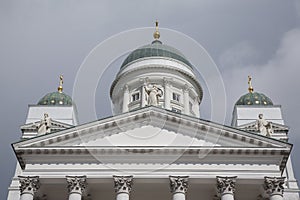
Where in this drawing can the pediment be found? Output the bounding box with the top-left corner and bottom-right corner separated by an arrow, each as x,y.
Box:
13,107 -> 292,170
21,118 -> 72,133
237,121 -> 289,133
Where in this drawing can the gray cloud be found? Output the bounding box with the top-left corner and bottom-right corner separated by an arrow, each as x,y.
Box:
1,0 -> 300,198
221,28 -> 300,173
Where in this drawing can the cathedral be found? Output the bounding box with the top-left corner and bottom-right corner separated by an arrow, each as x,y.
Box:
7,22 -> 299,200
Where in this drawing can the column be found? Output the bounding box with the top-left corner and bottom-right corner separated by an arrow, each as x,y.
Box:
113,175 -> 133,200
66,176 -> 87,200
122,84 -> 129,113
169,176 -> 189,200
164,78 -> 171,110
216,176 -> 237,200
183,84 -> 189,115
19,176 -> 40,200
264,177 -> 285,200
140,79 -> 147,107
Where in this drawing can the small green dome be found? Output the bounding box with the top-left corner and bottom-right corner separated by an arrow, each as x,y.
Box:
38,92 -> 73,106
120,40 -> 193,69
235,92 -> 273,106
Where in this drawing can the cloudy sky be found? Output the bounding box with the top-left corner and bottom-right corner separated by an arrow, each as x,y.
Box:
1,0 -> 300,198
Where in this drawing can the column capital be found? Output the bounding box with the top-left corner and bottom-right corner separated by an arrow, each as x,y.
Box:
163,77 -> 172,87
123,84 -> 129,91
216,176 -> 237,196
139,78 -> 147,85
18,176 -> 40,195
113,175 -> 133,194
183,84 -> 190,93
264,176 -> 285,197
66,176 -> 87,195
169,176 -> 189,194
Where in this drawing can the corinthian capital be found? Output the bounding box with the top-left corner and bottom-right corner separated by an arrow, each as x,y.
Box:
66,176 -> 87,195
183,84 -> 190,92
19,176 -> 40,195
216,176 -> 237,195
163,77 -> 171,87
264,177 -> 285,196
169,176 -> 189,194
113,175 -> 133,194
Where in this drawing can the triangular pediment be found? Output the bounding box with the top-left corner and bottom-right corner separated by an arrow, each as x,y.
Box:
21,118 -> 72,133
13,107 -> 291,170
237,121 -> 289,133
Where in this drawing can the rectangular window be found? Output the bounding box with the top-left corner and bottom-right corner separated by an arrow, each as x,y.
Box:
132,93 -> 140,102
172,93 -> 180,102
171,107 -> 181,113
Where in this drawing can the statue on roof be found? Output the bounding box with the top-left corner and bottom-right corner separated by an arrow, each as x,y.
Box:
37,113 -> 51,135
256,114 -> 273,137
144,84 -> 163,106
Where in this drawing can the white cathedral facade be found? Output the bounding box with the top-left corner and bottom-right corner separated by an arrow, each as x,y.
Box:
7,23 -> 300,200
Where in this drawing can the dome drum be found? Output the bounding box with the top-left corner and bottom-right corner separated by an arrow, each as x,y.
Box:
111,67 -> 202,117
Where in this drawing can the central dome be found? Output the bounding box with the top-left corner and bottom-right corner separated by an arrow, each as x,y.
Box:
120,40 -> 193,69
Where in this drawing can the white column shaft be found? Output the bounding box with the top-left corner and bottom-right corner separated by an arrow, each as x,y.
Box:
269,194 -> 283,200
173,192 -> 185,200
116,193 -> 129,200
68,193 -> 82,200
194,103 -> 200,117
141,86 -> 146,107
122,87 -> 129,112
183,90 -> 189,114
221,193 -> 234,200
20,193 -> 33,200
164,85 -> 171,109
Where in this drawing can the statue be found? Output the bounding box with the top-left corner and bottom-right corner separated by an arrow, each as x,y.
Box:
144,84 -> 163,106
37,113 -> 51,135
256,114 -> 273,137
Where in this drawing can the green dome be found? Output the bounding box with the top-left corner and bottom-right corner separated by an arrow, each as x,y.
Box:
120,40 -> 193,69
235,92 -> 273,106
38,91 -> 73,106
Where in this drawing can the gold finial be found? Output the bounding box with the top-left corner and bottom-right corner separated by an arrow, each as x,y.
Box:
153,20 -> 160,40
248,75 -> 254,93
57,75 -> 63,93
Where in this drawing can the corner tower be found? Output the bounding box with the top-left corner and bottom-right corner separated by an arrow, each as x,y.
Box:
231,76 -> 300,199
110,21 -> 203,117
231,76 -> 286,140
7,75 -> 78,200
21,75 -> 78,139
